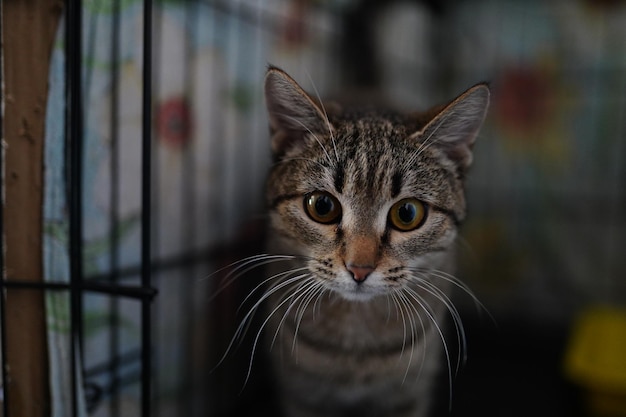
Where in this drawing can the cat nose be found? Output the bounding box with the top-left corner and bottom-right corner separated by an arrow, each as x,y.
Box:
346,264 -> 375,283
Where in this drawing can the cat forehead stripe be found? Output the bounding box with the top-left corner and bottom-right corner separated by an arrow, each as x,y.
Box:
333,165 -> 345,194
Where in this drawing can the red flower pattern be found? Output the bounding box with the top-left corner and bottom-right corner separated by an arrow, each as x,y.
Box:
156,97 -> 192,147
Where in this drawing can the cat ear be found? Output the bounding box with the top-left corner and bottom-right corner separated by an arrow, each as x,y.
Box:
264,66 -> 333,157
413,83 -> 490,172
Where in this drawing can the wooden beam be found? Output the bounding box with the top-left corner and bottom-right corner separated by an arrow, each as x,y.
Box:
2,0 -> 63,416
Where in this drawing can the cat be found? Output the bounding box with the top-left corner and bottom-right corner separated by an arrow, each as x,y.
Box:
233,66 -> 489,417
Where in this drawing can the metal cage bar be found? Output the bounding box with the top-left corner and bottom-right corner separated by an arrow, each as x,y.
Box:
64,0 -> 85,415
0,0 -> 156,416
0,3 -> 8,414
141,0 -> 154,415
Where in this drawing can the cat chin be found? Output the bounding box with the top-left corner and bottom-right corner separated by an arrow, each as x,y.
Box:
334,286 -> 385,303
339,293 -> 378,303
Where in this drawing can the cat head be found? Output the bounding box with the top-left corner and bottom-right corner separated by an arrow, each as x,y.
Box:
265,66 -> 489,302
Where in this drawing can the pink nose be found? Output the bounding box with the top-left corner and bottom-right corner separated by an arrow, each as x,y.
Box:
347,264 -> 375,283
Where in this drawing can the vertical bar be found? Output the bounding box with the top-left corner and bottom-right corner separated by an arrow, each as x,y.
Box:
0,2 -> 9,414
109,0 -> 122,414
141,0 -> 154,415
0,218 -> 8,417
180,2 -> 196,414
66,0 -> 84,416
150,2 -> 162,415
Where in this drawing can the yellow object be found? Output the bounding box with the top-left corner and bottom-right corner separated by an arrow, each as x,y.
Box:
565,307 -> 626,417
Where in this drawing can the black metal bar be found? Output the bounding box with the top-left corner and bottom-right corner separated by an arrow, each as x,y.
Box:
151,3 -> 162,414
0,3 -> 10,415
141,0 -> 154,415
84,245 -> 237,282
0,280 -> 158,301
110,0 -> 122,413
65,0 -> 84,415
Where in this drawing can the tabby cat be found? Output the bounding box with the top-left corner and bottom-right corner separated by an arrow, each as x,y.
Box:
243,67 -> 488,417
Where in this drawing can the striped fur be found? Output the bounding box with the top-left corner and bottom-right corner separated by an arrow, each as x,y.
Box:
262,67 -> 489,417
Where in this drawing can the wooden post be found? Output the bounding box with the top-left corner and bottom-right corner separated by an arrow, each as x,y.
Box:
2,0 -> 62,416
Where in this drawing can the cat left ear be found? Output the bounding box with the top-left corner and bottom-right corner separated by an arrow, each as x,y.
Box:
264,66 -> 333,157
413,83 -> 490,172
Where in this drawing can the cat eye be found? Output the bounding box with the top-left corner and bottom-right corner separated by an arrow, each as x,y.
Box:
388,198 -> 427,231
304,191 -> 342,224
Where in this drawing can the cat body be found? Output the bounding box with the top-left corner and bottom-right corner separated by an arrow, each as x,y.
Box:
261,67 -> 489,417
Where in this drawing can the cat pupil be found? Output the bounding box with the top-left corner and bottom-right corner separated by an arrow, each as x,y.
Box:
399,203 -> 416,224
316,196 -> 334,216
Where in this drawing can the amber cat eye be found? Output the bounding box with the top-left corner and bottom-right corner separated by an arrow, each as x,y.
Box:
304,191 -> 342,224
388,198 -> 427,231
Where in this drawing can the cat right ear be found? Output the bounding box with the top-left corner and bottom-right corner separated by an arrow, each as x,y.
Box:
412,83 -> 490,173
264,66 -> 333,157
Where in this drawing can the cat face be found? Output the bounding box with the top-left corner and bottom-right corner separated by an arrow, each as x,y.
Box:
265,67 -> 489,302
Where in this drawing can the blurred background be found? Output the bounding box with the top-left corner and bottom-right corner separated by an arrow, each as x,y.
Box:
2,0 -> 626,416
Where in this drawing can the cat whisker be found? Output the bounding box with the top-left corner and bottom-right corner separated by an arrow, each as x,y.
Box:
277,112 -> 335,167
411,267 -> 495,324
265,278 -> 323,362
237,266 -> 310,316
291,282 -> 326,358
401,111 -> 454,175
404,290 -> 430,385
311,286 -> 328,320
230,268 -> 309,351
393,290 -> 418,384
244,274 -> 315,390
385,294 -> 393,324
415,110 -> 454,156
213,272 -> 308,373
203,253 -> 293,282
407,275 -> 467,374
390,292 -> 409,362
305,70 -> 339,163
401,286 -> 454,409
204,254 -> 297,303
268,278 -> 316,352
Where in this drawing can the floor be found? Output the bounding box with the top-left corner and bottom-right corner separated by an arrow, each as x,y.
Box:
449,317 -> 586,417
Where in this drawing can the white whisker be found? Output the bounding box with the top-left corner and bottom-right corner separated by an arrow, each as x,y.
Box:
205,254 -> 297,302
305,70 -> 339,163
394,290 -> 417,384
278,112 -> 334,167
213,272 -> 307,372
243,274 -> 313,390
311,287 -> 328,320
390,292 -> 409,361
291,282 -> 326,358
408,276 -> 467,373
402,286 -> 454,409
411,267 -> 495,325
236,266 -> 310,315
402,110 -> 454,174
268,278 -> 316,352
